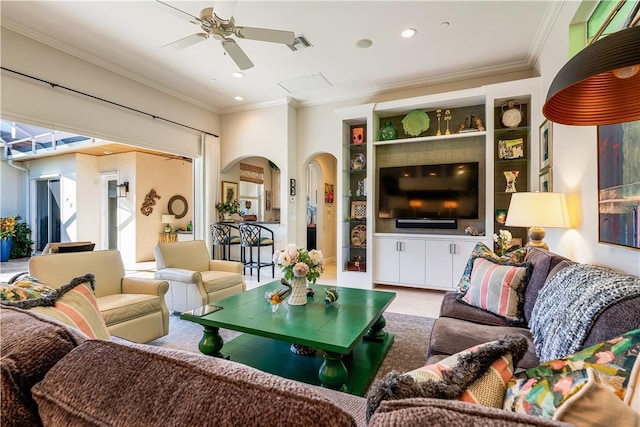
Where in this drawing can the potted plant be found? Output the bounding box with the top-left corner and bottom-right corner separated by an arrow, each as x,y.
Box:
0,216 -> 17,262
215,199 -> 240,221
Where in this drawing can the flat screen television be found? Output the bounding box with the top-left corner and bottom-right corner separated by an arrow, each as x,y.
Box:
378,162 -> 479,220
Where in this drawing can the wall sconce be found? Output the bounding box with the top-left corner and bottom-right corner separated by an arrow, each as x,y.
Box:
116,182 -> 129,198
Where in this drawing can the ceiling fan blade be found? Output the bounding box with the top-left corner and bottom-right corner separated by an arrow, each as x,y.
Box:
221,39 -> 254,70
155,0 -> 201,24
162,33 -> 208,50
234,26 -> 295,45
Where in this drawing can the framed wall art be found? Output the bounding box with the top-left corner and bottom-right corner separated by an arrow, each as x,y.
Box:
539,120 -> 553,171
597,120 -> 640,250
221,181 -> 238,202
324,183 -> 334,204
539,169 -> 553,192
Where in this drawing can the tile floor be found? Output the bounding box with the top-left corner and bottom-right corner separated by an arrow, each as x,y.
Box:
0,257 -> 444,318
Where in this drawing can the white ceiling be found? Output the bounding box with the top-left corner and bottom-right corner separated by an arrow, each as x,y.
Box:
1,1 -> 558,113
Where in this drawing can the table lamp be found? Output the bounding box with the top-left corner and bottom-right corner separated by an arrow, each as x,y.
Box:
505,192 -> 570,250
161,214 -> 175,234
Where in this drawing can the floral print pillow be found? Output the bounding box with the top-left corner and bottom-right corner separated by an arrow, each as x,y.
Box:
518,328 -> 640,401
0,276 -> 56,304
504,368 -> 593,418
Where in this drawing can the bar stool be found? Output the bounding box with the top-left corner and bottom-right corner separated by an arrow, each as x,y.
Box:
209,223 -> 241,260
238,223 -> 275,282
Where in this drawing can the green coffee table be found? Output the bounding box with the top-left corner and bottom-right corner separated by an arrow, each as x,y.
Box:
180,282 -> 395,395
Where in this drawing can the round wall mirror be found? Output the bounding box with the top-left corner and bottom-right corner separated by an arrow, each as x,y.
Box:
168,195 -> 188,219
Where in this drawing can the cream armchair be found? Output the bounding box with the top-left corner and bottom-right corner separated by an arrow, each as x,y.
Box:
154,240 -> 246,313
28,250 -> 169,343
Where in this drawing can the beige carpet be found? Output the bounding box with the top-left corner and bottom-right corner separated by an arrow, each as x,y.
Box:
148,312 -> 435,393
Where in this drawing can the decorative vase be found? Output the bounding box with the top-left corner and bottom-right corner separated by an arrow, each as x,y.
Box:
0,237 -> 12,263
287,277 -> 308,306
504,170 -> 519,193
380,121 -> 398,141
223,212 -> 232,221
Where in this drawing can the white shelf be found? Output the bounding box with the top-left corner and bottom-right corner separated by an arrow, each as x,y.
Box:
374,130 -> 486,146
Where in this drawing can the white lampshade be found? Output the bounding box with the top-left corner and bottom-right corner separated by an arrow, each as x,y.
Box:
161,214 -> 175,224
506,192 -> 570,250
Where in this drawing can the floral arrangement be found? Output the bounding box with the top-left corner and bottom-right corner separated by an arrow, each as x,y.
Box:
493,229 -> 513,256
215,199 -> 240,215
0,217 -> 17,239
273,244 -> 324,284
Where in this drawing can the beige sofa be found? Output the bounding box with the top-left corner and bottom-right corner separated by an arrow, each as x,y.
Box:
28,250 -> 169,343
154,240 -> 246,313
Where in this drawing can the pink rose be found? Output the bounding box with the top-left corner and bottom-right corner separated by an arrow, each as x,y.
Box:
293,262 -> 310,277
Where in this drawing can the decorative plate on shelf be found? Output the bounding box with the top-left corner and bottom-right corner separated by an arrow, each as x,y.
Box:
401,110 -> 430,136
350,200 -> 366,219
501,100 -> 524,128
351,224 -> 366,247
351,153 -> 366,170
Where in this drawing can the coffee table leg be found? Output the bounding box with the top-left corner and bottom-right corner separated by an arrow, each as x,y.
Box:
318,351 -> 348,392
365,314 -> 387,341
199,325 -> 224,357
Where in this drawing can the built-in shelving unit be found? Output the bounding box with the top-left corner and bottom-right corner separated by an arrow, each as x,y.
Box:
492,97 -> 532,250
335,79 -> 540,290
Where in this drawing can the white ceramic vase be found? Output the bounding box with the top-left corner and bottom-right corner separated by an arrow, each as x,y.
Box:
287,277 -> 308,306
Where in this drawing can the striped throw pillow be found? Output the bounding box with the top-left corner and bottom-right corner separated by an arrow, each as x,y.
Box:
461,257 -> 531,323
1,273 -> 110,340
32,279 -> 110,340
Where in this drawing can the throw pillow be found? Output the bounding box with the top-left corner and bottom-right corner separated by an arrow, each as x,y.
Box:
459,257 -> 532,324
366,335 -> 528,422
0,276 -> 57,306
519,328 -> 640,402
1,274 -> 110,340
504,368 -> 640,427
457,242 -> 529,295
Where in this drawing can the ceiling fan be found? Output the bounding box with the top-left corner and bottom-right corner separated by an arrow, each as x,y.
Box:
157,1 -> 295,70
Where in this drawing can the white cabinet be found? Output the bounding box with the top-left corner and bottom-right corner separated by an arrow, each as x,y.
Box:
374,236 -> 426,286
374,234 -> 484,290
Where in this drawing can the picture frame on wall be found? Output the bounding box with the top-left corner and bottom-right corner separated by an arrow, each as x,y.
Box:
539,169 -> 553,192
539,120 -> 553,171
324,183 -> 334,204
597,120 -> 640,250
221,181 -> 238,202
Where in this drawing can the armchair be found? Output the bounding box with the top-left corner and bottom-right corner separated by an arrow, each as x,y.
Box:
27,250 -> 169,343
154,240 -> 246,313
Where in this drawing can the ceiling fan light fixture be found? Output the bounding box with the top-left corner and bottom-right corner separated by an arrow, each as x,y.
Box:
542,25 -> 640,126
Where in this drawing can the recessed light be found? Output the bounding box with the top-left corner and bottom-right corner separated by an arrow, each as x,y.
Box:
355,38 -> 373,49
234,96 -> 244,101
401,28 -> 417,38
232,72 -> 244,78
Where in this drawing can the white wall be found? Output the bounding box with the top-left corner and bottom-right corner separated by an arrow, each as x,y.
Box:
0,162 -> 28,220
534,2 -> 640,275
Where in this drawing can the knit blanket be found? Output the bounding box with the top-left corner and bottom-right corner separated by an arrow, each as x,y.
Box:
530,263 -> 640,362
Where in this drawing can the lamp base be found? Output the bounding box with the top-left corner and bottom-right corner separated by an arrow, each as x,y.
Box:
164,224 -> 173,234
526,226 -> 549,250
